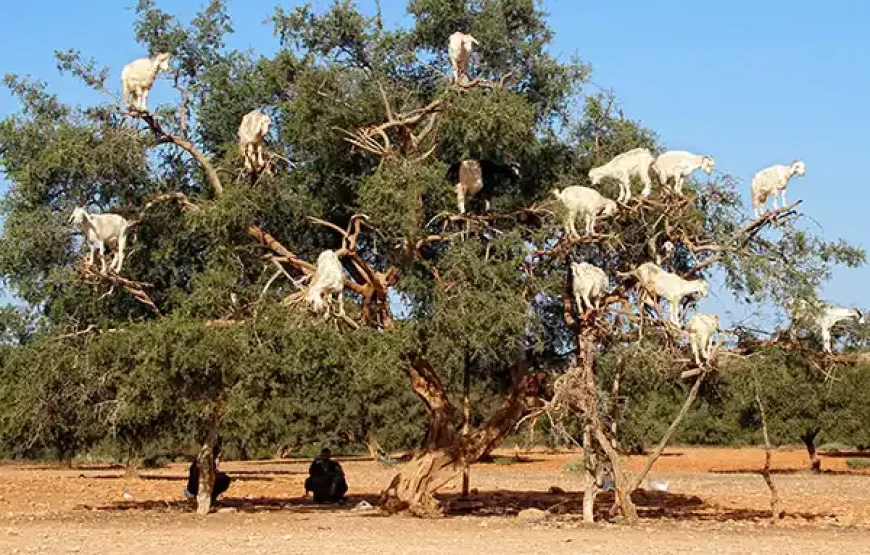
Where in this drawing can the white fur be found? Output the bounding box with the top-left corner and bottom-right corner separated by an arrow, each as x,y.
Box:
750,160 -> 806,217
652,151 -> 715,194
551,186 -> 618,238
588,148 -> 655,203
686,312 -> 720,365
238,110 -> 272,173
571,262 -> 609,312
631,262 -> 709,326
69,207 -> 131,274
448,32 -> 479,84
121,53 -> 172,112
306,250 -> 345,318
790,299 -> 864,353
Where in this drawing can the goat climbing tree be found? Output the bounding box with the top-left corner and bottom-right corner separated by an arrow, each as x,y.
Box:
0,0 -> 864,518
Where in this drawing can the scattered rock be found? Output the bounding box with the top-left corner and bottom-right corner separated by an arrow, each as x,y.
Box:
217,507 -> 237,513
516,508 -> 548,522
548,486 -> 566,495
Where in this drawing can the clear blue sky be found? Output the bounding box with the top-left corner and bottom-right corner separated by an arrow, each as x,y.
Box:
1,1 -> 868,330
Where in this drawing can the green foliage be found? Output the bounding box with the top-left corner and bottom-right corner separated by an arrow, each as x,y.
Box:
563,459 -> 585,473
0,0 -> 865,468
846,458 -> 870,469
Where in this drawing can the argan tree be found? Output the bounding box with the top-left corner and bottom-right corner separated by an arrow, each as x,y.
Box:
0,0 -> 863,518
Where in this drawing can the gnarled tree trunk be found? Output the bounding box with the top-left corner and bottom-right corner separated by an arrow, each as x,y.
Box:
195,409 -> 224,515
382,353 -> 542,516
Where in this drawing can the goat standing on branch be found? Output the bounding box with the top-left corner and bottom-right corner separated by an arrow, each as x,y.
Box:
448,32 -> 479,85
686,312 -> 720,365
69,207 -> 131,275
653,151 -> 715,194
627,262 -> 709,326
751,160 -> 806,217
551,186 -> 618,238
238,109 -> 271,174
589,147 -> 655,203
789,299 -> 864,353
447,159 -> 520,214
121,52 -> 172,112
571,262 -> 609,312
306,250 -> 346,318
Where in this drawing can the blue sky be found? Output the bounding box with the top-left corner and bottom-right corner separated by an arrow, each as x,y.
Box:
1,1 -> 868,330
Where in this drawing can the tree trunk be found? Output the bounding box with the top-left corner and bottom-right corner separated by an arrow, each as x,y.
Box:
384,353 -> 541,516
752,368 -> 783,522
461,353 -> 472,498
195,409 -> 224,515
610,369 -> 621,450
575,328 -> 638,523
801,430 -> 821,474
582,424 -> 600,523
195,441 -> 217,515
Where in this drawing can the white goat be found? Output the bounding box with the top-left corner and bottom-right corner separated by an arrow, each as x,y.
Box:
686,312 -> 720,365
630,262 -> 709,326
121,52 -> 172,112
750,160 -> 806,217
653,151 -> 715,194
588,148 -> 655,203
790,299 -> 864,353
69,207 -> 131,275
551,186 -> 618,238
448,32 -> 479,84
238,110 -> 272,173
571,262 -> 609,312
306,250 -> 345,318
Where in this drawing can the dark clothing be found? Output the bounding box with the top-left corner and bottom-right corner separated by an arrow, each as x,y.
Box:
186,459 -> 231,504
305,457 -> 347,503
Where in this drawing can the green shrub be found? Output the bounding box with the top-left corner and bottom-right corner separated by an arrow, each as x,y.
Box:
564,459 -> 586,473
846,458 -> 870,469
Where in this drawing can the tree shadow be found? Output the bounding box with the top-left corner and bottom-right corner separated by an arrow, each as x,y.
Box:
85,494 -> 383,515
818,450 -> 870,459
79,488 -> 835,524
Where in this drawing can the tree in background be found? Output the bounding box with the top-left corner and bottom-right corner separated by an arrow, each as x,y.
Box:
0,0 -> 864,518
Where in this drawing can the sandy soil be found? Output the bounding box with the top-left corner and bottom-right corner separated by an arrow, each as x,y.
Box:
1,447 -> 870,554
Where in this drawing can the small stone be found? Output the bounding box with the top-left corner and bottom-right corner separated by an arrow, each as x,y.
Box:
217,507 -> 237,513
516,508 -> 548,522
548,486 -> 566,495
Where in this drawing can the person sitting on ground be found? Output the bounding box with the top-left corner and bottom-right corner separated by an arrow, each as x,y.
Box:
184,440 -> 232,506
304,448 -> 348,503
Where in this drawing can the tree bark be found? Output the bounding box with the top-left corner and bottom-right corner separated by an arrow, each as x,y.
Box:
574,328 -> 638,522
582,424 -> 600,523
752,368 -> 783,522
801,429 -> 821,474
461,353 -> 471,498
383,353 -> 541,516
195,409 -> 224,515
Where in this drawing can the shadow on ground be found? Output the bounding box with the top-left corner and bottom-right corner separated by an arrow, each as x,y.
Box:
81,486 -> 834,524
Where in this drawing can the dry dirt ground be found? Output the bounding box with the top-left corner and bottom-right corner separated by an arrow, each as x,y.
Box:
1,447 -> 870,554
